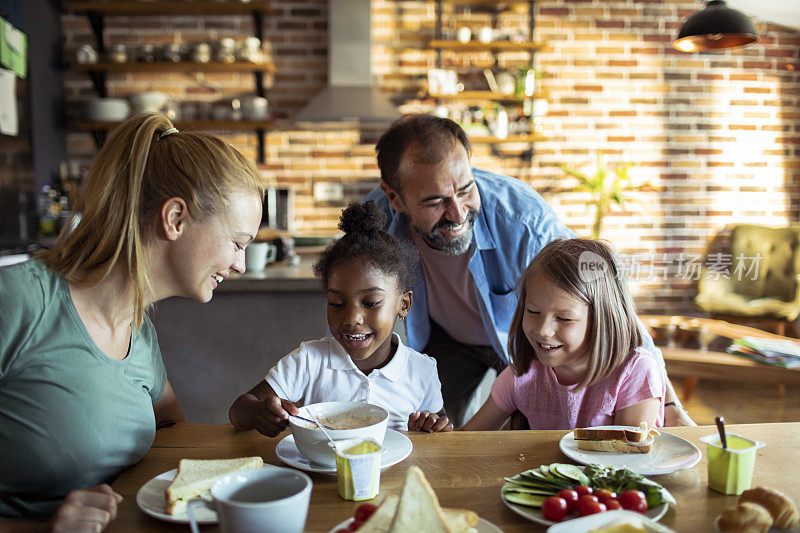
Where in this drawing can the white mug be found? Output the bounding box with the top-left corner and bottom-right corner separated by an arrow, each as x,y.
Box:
245,242 -> 277,272
188,467 -> 312,533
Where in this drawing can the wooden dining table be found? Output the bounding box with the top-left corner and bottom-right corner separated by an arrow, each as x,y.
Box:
109,422 -> 800,532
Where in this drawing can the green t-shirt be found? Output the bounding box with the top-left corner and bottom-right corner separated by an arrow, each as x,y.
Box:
0,260 -> 167,520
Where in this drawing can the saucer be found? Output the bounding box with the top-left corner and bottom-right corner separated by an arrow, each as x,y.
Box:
276,429 -> 412,474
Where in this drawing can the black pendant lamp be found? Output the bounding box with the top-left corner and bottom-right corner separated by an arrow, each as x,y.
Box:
673,0 -> 758,52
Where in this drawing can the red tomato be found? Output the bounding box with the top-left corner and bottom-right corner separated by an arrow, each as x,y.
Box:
575,485 -> 593,497
578,500 -> 607,517
595,489 -> 617,503
348,519 -> 364,531
542,496 -> 569,522
605,500 -> 623,511
353,503 -> 378,522
618,490 -> 649,513
578,494 -> 599,506
557,489 -> 579,512
335,529 -> 351,533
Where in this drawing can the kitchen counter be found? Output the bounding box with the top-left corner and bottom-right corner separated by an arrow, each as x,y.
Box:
216,255 -> 321,293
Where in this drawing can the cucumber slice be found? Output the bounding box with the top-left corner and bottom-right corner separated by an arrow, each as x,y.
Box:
553,463 -> 590,486
502,484 -> 557,496
503,492 -> 547,508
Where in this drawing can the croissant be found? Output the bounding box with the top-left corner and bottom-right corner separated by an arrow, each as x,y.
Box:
716,502 -> 773,533
738,487 -> 799,529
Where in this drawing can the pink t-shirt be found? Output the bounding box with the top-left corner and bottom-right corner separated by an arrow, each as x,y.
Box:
491,347 -> 665,429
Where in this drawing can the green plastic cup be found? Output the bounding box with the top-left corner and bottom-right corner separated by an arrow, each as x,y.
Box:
699,433 -> 765,495
333,438 -> 382,501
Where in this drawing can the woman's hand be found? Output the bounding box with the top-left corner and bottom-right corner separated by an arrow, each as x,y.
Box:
408,410 -> 454,433
254,396 -> 299,438
50,484 -> 122,533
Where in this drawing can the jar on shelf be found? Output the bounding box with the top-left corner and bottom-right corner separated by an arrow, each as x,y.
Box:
237,37 -> 263,62
137,44 -> 157,63
215,38 -> 237,63
191,42 -> 211,64
107,44 -> 128,64
160,43 -> 183,63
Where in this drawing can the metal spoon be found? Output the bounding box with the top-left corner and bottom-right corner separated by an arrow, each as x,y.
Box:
289,413 -> 337,431
715,416 -> 728,449
308,412 -> 339,450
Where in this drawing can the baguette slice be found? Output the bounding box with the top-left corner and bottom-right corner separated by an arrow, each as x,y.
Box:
164,456 -> 263,515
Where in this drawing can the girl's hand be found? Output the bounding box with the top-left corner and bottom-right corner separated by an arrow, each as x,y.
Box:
255,396 -> 299,437
408,410 -> 454,433
50,484 -> 122,532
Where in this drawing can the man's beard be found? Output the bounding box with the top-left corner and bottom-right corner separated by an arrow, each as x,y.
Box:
412,209 -> 479,255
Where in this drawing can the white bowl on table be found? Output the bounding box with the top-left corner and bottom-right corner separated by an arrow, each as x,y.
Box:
288,401 -> 388,467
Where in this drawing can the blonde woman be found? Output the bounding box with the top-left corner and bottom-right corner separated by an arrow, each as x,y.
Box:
0,114 -> 264,531
461,238 -> 665,431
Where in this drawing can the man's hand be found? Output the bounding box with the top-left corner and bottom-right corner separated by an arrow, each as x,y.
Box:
49,484 -> 122,533
665,403 -> 697,427
254,396 -> 299,437
408,410 -> 454,433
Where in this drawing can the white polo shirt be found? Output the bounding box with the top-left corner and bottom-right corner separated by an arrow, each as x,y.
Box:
265,333 -> 444,431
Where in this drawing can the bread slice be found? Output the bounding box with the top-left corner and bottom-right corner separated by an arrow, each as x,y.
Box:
389,466 -> 452,533
441,508 -> 479,532
164,456 -> 263,515
574,423 -> 658,454
576,439 -> 653,454
358,495 -> 399,533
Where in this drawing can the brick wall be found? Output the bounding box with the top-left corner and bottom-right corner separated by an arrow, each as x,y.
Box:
60,0 -> 800,314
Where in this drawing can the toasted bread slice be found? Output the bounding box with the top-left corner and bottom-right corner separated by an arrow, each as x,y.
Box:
389,466 -> 452,533
164,456 -> 263,515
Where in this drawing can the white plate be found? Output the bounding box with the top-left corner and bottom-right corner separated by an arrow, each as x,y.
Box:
546,509 -> 675,532
329,516 -> 502,533
559,426 -> 701,476
136,469 -> 218,524
503,491 -> 668,528
276,429 -> 412,475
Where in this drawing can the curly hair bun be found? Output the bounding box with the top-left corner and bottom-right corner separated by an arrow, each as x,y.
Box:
338,201 -> 387,234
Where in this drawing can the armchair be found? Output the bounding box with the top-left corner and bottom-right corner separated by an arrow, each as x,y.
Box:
695,224 -> 800,337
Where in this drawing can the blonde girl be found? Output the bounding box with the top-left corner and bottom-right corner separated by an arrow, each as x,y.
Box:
462,238 -> 665,431
0,113 -> 264,530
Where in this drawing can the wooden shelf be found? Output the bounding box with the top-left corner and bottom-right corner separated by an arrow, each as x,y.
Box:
469,133 -> 547,143
73,61 -> 276,74
76,119 -> 274,131
428,40 -> 543,51
68,1 -> 272,16
428,90 -> 543,102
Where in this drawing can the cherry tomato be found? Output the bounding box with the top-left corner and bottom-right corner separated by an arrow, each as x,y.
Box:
348,519 -> 364,531
575,485 -> 593,497
353,503 -> 378,522
618,490 -> 649,513
578,500 -> 607,517
605,500 -> 623,511
542,496 -> 569,522
578,494 -> 599,506
595,489 -> 617,503
557,489 -> 579,512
